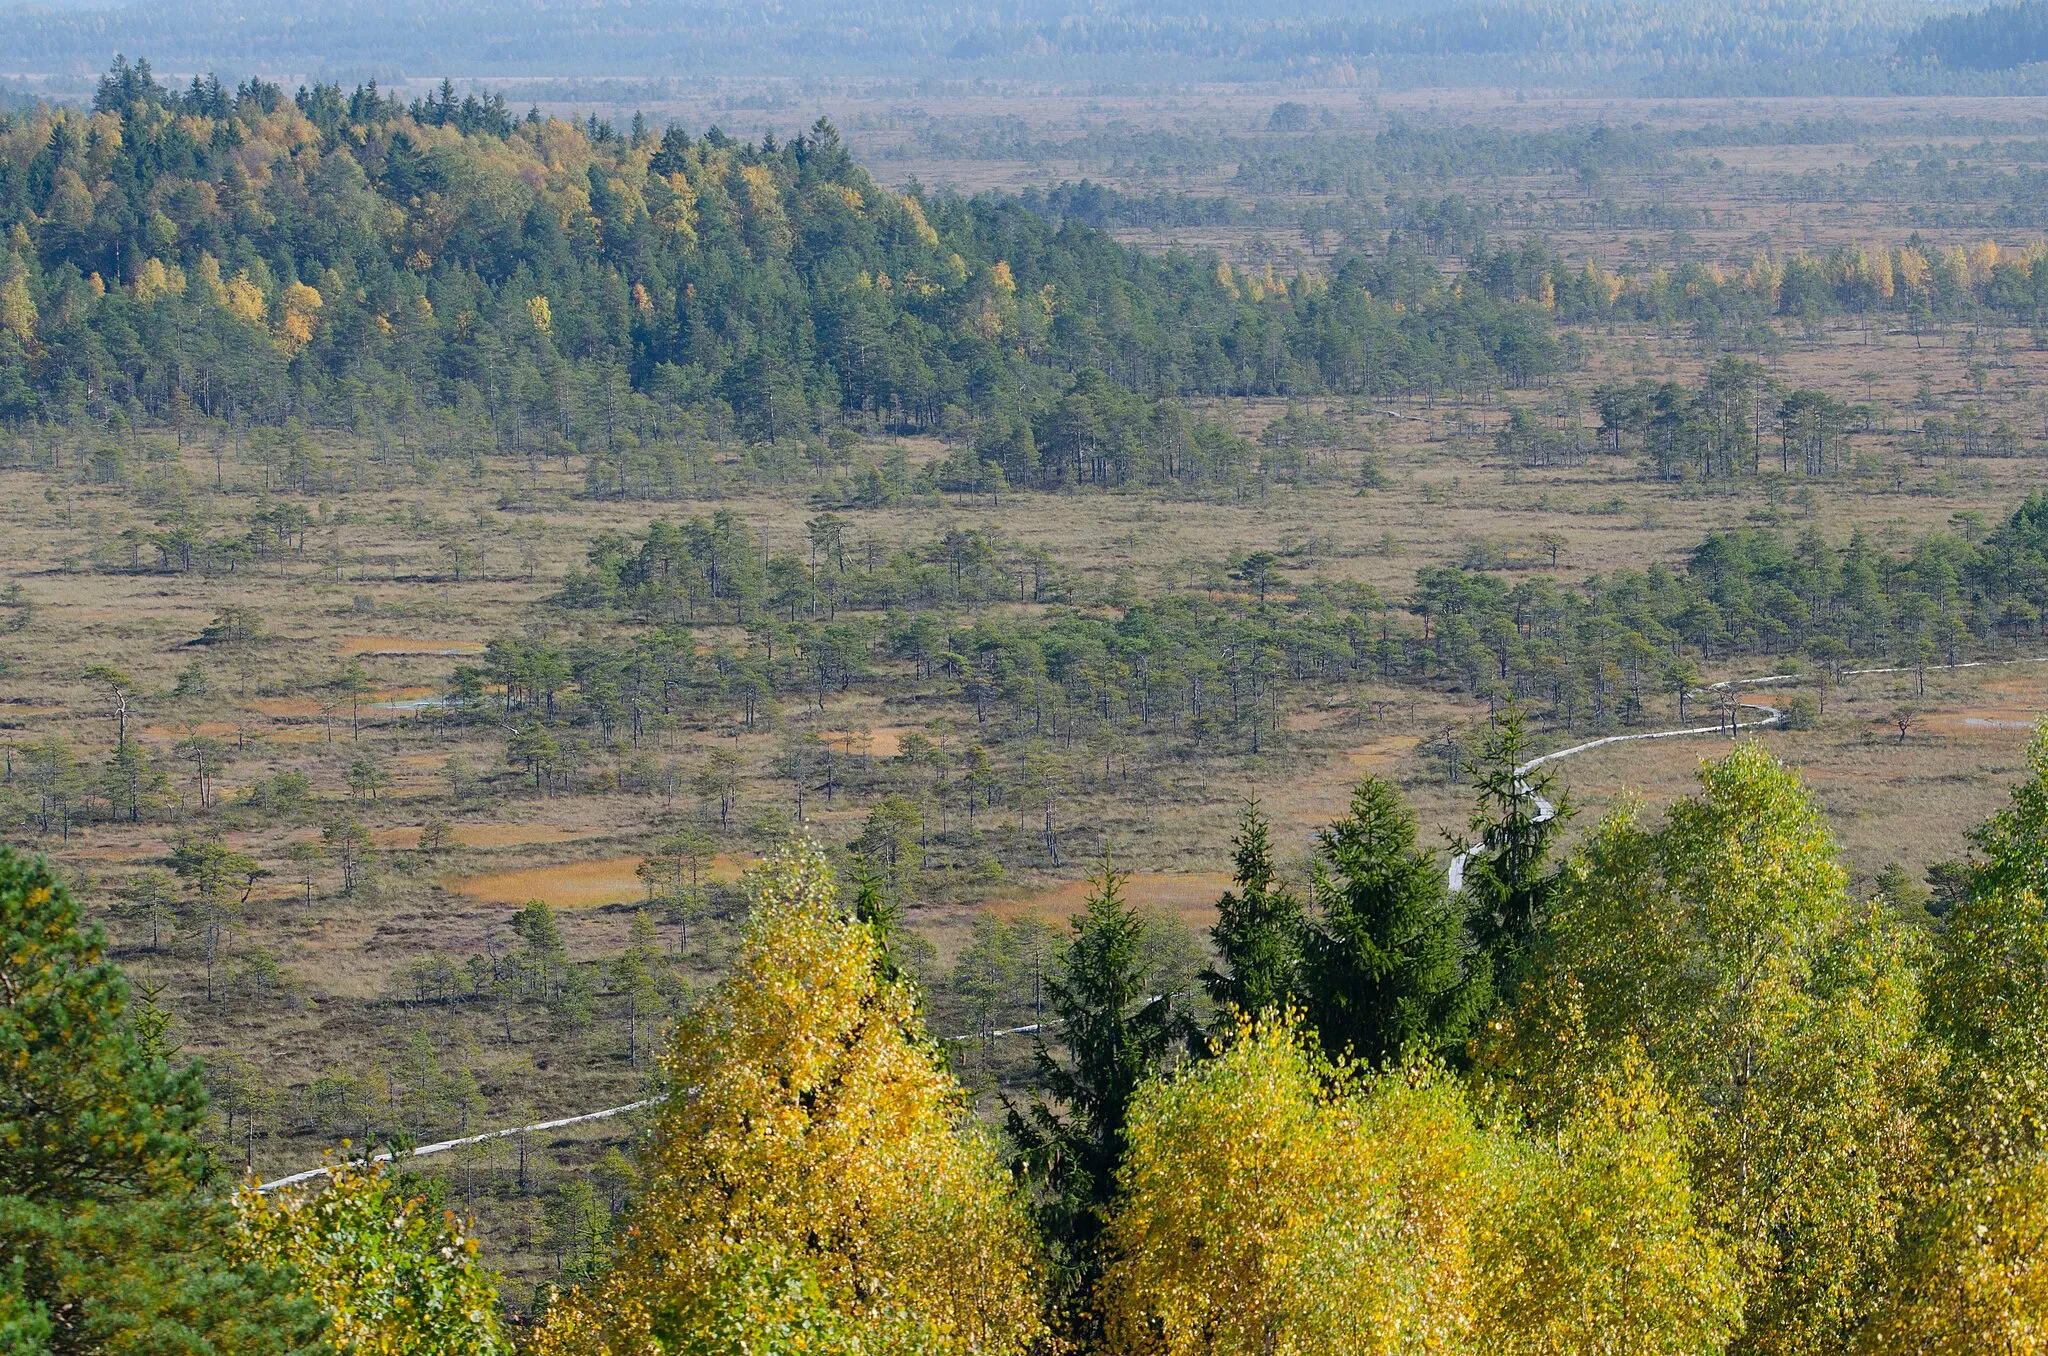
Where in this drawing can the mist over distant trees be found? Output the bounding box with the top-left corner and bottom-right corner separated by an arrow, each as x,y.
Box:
0,0 -> 1996,96
1900,0 -> 2048,68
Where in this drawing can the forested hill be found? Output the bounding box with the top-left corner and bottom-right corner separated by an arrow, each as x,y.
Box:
0,59 -> 1556,483
1899,0 -> 2048,68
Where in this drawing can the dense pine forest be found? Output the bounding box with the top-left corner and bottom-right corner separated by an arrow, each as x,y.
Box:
1900,0 -> 2048,66
0,59 -> 1555,483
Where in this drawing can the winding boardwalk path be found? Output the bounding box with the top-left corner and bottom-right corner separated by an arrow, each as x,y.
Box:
259,656 -> 2047,1192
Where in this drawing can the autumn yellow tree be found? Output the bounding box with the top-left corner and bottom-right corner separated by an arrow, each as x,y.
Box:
1867,1152 -> 2048,1354
234,1160 -> 509,1355
533,840 -> 1043,1356
1101,1013 -> 1483,1356
1474,1052 -> 1743,1356
1871,722 -> 2048,1349
1485,742 -> 1930,1355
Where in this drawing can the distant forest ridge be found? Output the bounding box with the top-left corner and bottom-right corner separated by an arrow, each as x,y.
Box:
0,0 -> 1987,92
1900,0 -> 2048,67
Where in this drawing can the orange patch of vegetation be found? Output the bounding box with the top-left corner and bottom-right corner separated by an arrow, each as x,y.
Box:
820,725 -> 913,758
448,851 -> 751,908
992,872 -> 1235,927
448,856 -> 649,909
1346,733 -> 1420,768
338,636 -> 485,657
1971,666 -> 2048,700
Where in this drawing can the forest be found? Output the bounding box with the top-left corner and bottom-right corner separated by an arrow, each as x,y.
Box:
0,60 -> 1557,452
1900,0 -> 2048,68
14,39 -> 2048,1355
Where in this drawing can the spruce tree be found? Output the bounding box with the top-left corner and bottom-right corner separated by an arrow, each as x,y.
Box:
1008,860 -> 1176,1305
1301,778 -> 1489,1067
1202,798 -> 1304,1028
1458,703 -> 1566,1003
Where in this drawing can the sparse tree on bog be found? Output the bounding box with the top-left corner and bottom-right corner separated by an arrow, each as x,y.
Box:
322,819 -> 373,895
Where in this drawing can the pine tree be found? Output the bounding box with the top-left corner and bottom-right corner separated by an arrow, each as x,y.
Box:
0,848 -> 322,1355
1202,797 -> 1304,1029
1302,777 -> 1489,1068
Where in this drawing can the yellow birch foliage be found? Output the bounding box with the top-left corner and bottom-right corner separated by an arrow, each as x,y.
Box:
1866,1154 -> 2048,1354
1101,1015 -> 1482,1356
234,1159 -> 509,1355
1485,743 -> 1931,1356
1870,726 -> 2048,1348
1928,725 -> 2048,1163
132,256 -> 185,303
533,840 -> 1043,1356
898,193 -> 940,247
1896,247 -> 1932,295
1474,1052 -> 1743,1356
651,171 -> 699,247
738,163 -> 793,257
223,271 -> 267,326
277,280 -> 321,354
0,257 -> 34,345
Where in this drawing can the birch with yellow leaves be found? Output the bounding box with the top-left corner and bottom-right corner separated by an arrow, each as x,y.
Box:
533,840 -> 1045,1356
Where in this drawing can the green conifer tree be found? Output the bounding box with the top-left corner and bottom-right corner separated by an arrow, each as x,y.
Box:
1203,798 -> 1304,1030
1302,778 -> 1489,1067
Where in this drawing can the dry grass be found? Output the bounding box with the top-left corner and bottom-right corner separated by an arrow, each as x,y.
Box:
447,851 -> 753,908
820,725 -> 914,758
337,636 -> 486,656
989,871 -> 1239,930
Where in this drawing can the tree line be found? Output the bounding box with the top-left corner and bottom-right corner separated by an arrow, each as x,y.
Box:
518,491 -> 2048,762
18,490 -> 2048,855
0,58 -> 1562,488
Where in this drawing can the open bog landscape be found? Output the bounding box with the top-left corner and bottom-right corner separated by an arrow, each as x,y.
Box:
13,3 -> 2048,1348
